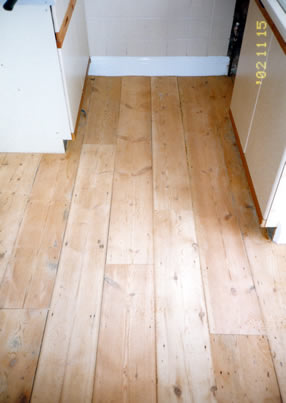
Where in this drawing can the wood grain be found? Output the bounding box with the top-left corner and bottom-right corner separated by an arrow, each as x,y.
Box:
85,77 -> 121,145
0,193 -> 29,282
0,121 -> 85,309
217,77 -> 286,401
0,154 -> 41,284
0,309 -> 47,403
0,153 -> 41,195
107,77 -> 153,265
31,144 -> 115,403
152,77 -> 216,403
211,335 -> 281,402
0,76 -> 285,402
152,77 -> 192,211
94,264 -> 156,403
0,199 -> 69,309
178,76 -> 264,335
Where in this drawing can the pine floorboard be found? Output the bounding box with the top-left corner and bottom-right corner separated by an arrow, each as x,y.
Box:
93,264 -> 156,403
0,154 -> 41,283
178,77 -> 264,335
106,77 -> 153,265
0,76 -> 284,403
152,77 -> 216,402
208,76 -> 286,400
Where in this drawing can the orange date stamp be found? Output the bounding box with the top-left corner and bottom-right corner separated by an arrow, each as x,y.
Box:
256,21 -> 268,84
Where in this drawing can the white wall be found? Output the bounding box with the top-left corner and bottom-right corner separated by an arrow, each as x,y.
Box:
84,0 -> 236,57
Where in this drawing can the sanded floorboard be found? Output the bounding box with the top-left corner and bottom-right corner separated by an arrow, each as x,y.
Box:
211,335 -> 281,402
0,154 -> 41,282
0,153 -> 41,195
210,76 -> 286,400
152,77 -> 191,212
152,77 -> 216,403
178,77 -> 264,335
84,77 -> 121,145
0,114 -> 86,309
0,193 -> 29,282
93,264 -> 156,403
0,76 -> 285,403
0,309 -> 47,403
31,144 -> 115,403
107,77 -> 153,265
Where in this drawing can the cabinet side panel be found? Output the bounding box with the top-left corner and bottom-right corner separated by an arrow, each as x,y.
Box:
266,162 -> 286,227
230,0 -> 265,151
245,35 -> 286,218
51,0 -> 70,31
0,6 -> 70,152
59,0 -> 89,132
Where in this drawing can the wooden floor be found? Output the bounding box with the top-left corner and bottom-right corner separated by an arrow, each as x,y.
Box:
0,76 -> 285,403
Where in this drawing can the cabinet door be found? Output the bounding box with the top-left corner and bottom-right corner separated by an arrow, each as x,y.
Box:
230,0 -> 271,151
0,5 -> 70,153
245,34 -> 286,221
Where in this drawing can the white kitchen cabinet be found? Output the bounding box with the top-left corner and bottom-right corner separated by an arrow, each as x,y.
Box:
52,0 -> 70,27
52,0 -> 89,132
230,0 -> 286,243
230,0 -> 272,152
0,0 -> 89,153
246,32 -> 286,227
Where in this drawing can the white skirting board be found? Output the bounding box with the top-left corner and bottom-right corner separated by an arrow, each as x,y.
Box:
88,56 -> 230,76
273,223 -> 286,244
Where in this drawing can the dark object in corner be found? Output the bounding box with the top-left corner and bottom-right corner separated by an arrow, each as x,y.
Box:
3,0 -> 18,11
227,0 -> 250,76
266,227 -> 277,241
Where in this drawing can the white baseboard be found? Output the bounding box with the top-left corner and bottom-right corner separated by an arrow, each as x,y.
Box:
88,56 -> 230,76
273,222 -> 286,244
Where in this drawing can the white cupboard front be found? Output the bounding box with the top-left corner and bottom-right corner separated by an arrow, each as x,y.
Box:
230,0 -> 286,243
245,33 -> 286,227
0,0 -> 89,153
